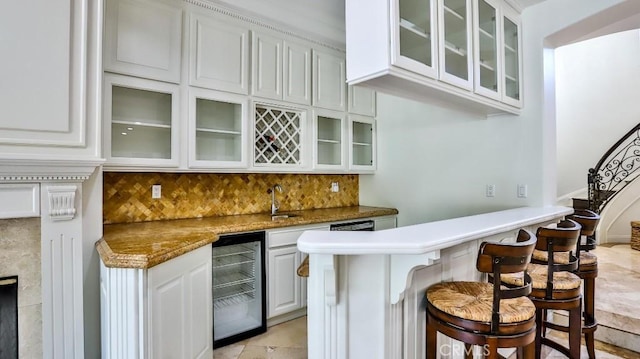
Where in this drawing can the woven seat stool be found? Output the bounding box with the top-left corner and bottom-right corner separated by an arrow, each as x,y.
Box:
426,229 -> 537,359
502,219 -> 583,359
568,209 -> 601,358
530,209 -> 600,358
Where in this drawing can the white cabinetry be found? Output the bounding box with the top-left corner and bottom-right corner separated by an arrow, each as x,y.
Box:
349,115 -> 376,171
501,5 -> 522,107
312,48 -> 347,111
472,0 -> 522,107
104,0 -> 183,83
188,88 -> 249,168
0,0 -> 96,153
147,245 -> 213,359
189,12 -> 249,94
100,245 -> 213,359
345,0 -> 523,115
374,216 -> 397,230
251,32 -> 312,105
473,0 -> 501,100
103,73 -> 180,167
267,225 -> 330,320
438,0 -> 473,90
313,109 -> 346,170
348,85 -> 376,116
253,103 -> 307,169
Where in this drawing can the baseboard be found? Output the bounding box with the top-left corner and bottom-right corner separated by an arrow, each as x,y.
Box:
267,308 -> 307,327
602,234 -> 630,244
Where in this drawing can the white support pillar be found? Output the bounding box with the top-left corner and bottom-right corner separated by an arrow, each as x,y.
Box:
41,183 -> 85,359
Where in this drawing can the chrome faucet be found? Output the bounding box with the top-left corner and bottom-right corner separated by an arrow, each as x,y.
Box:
269,184 -> 283,215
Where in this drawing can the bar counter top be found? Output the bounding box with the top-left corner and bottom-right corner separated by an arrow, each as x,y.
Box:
96,206 -> 398,269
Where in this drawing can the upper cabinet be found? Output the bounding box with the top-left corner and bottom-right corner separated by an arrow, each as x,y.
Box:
345,0 -> 523,115
348,85 -> 377,117
393,0 -> 438,78
104,0 -> 183,83
189,12 -> 250,94
102,1 -> 378,173
103,73 -> 180,167
473,0 -> 501,100
438,0 -> 473,90
501,5 -> 522,107
472,0 -> 522,107
253,103 -> 307,169
349,115 -> 376,172
188,88 -> 249,168
312,48 -> 347,112
251,31 -> 312,105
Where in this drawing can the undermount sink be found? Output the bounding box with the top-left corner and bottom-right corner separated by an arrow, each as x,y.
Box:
271,213 -> 299,220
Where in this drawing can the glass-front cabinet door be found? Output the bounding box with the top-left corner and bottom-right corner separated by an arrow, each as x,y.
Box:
393,0 -> 438,78
349,115 -> 376,171
473,0 -> 501,100
313,109 -> 345,170
188,88 -> 248,168
438,0 -> 472,90
502,6 -> 522,107
103,73 -> 179,167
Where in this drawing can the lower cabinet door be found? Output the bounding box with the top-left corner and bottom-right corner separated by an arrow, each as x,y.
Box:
268,245 -> 302,317
148,245 -> 213,359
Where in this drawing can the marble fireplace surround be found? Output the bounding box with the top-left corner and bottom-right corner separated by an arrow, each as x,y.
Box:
0,159 -> 102,359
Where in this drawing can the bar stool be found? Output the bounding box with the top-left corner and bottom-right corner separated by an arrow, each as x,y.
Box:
501,219 -> 583,359
426,229 -> 537,359
530,210 -> 601,358
567,209 -> 601,358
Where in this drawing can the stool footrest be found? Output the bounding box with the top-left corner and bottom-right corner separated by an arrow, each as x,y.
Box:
540,337 -> 572,357
543,321 -> 569,333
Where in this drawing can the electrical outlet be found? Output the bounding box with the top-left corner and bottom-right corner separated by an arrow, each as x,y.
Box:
152,184 -> 161,199
486,184 -> 496,197
331,182 -> 340,192
517,184 -> 528,198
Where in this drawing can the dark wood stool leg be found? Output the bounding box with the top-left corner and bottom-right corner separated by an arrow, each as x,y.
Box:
569,303 -> 583,359
535,307 -> 544,359
583,274 -> 597,359
426,314 -> 437,359
518,341 -> 536,359
465,343 -> 473,359
485,337 -> 498,359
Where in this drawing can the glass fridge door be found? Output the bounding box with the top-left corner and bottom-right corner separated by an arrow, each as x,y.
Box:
212,231 -> 266,347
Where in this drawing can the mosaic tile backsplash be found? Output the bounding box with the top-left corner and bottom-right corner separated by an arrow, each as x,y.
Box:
103,173 -> 359,224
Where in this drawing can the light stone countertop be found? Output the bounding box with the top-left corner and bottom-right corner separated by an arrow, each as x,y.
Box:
298,206 -> 574,255
96,206 -> 398,269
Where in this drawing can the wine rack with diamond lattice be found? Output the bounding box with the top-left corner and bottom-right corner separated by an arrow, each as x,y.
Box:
254,105 -> 303,165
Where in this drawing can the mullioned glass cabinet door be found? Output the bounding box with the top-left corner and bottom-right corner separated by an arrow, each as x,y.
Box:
188,88 -> 248,168
103,73 -> 180,168
473,0 -> 501,100
502,7 -> 522,108
438,0 -> 473,90
394,0 -> 439,79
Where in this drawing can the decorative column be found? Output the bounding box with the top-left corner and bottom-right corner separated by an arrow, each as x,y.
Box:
41,183 -> 85,359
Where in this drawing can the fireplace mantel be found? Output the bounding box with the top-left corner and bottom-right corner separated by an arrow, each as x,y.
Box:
0,158 -> 103,183
0,158 -> 102,358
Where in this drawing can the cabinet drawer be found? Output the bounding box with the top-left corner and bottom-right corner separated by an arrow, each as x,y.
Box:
268,225 -> 329,248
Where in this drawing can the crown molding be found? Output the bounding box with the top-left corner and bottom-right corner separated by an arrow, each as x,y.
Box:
185,0 -> 346,51
0,157 -> 104,183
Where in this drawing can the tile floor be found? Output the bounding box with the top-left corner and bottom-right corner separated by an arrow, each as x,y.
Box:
213,244 -> 640,359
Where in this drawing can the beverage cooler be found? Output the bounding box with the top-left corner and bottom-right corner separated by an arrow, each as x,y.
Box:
212,231 -> 266,348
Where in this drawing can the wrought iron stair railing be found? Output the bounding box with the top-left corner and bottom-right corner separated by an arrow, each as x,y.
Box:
588,123 -> 640,213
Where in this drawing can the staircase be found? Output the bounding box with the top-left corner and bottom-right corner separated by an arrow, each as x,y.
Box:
579,123 -> 640,213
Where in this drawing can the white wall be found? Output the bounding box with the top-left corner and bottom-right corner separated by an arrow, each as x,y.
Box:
555,29 -> 640,198
360,94 -> 537,226
360,0 -> 630,227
